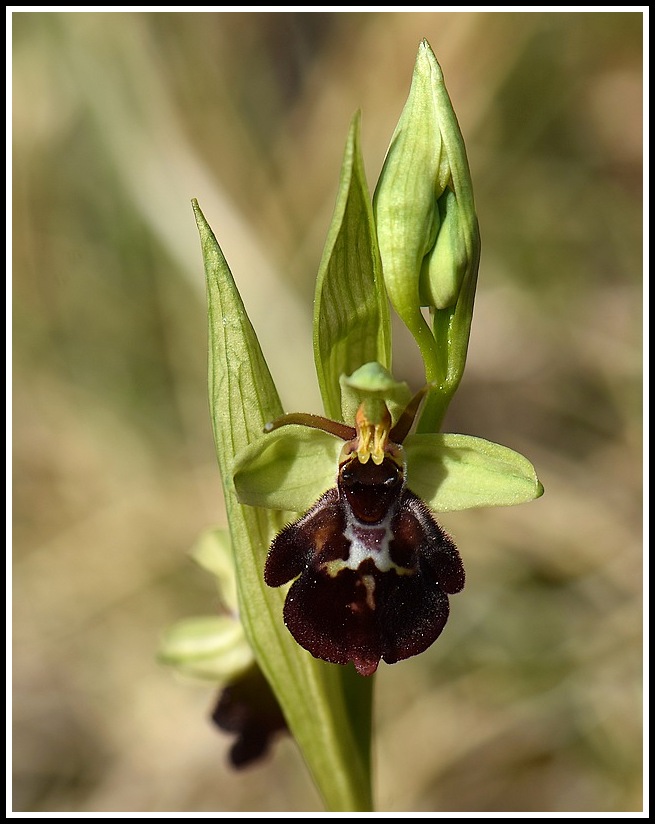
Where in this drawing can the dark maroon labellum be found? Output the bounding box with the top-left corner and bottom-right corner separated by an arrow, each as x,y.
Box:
264,454 -> 465,676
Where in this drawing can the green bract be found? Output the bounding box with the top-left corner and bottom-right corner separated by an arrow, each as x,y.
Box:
314,113 -> 390,422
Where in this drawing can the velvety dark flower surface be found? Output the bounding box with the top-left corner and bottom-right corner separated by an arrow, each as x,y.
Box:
211,665 -> 289,769
265,454 -> 465,677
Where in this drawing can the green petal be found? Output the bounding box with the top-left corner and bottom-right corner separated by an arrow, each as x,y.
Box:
157,615 -> 254,682
190,528 -> 239,615
233,425 -> 342,512
314,112 -> 391,422
194,200 -> 372,811
405,433 -> 544,511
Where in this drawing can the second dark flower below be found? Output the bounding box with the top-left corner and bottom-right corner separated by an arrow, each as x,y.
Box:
211,665 -> 289,769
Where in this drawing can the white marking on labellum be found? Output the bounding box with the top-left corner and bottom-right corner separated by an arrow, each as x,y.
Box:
323,512 -> 413,577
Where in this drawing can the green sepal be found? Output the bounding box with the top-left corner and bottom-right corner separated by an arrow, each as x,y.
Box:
157,615 -> 254,682
339,362 -> 411,428
404,433 -> 544,511
234,425 -> 342,512
314,112 -> 391,422
194,200 -> 372,811
190,528 -> 239,615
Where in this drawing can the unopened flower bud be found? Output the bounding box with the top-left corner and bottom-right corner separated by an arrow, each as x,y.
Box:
374,39 -> 480,398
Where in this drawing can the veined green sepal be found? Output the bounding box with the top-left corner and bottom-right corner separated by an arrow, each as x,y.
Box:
233,418 -> 543,517
190,527 -> 239,615
158,615 -> 254,682
404,433 -> 544,511
234,425 -> 343,512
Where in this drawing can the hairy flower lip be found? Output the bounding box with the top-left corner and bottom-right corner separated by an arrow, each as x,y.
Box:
265,455 -> 465,676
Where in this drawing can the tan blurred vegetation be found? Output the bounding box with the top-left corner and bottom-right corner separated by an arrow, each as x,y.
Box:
11,10 -> 643,813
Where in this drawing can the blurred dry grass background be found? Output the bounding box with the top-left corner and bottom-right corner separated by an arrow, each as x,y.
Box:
11,10 -> 643,813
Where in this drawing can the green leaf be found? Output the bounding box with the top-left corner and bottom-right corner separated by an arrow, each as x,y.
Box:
404,433 -> 544,511
234,425 -> 342,512
158,615 -> 254,682
314,112 -> 391,422
194,200 -> 372,811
